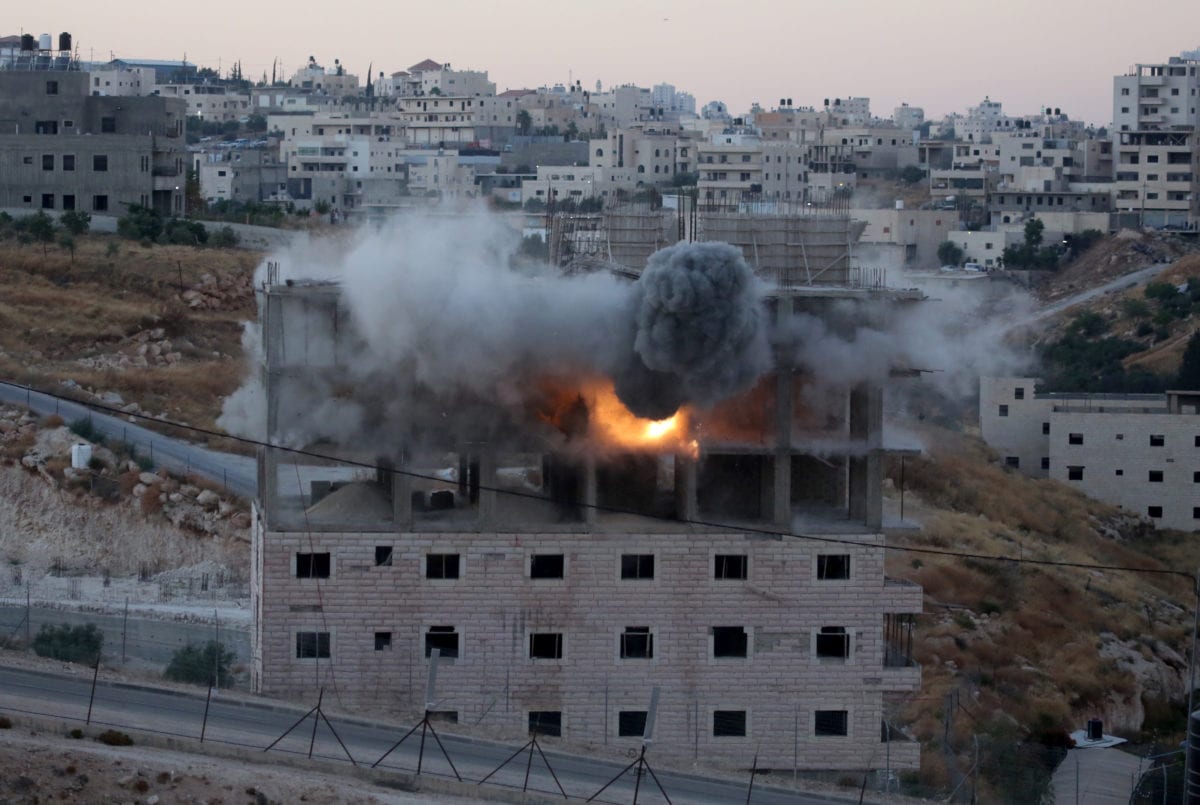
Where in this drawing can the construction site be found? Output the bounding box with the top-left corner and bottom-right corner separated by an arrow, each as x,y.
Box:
249,203 -> 925,772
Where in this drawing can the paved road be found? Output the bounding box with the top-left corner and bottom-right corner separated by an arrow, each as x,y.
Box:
0,665 -> 871,805
1009,261 -> 1175,330
1051,747 -> 1141,804
0,380 -> 256,498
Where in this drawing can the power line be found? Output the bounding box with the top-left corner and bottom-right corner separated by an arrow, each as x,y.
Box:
2,379 -> 1192,585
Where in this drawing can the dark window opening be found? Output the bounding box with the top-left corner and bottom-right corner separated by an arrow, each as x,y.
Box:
620,553 -> 654,579
46,80 -> 58,95
1041,457 -> 1050,470
35,120 -> 58,134
1193,471 -> 1200,483
815,710 -> 848,736
998,404 -> 1009,417
1150,435 -> 1165,447
1149,470 -> 1164,483
530,554 -> 564,579
429,711 -> 458,723
1193,507 -> 1200,519
296,632 -> 330,659
427,553 -> 460,579
296,552 -> 330,579
1068,433 -> 1083,445
61,194 -> 75,210
1042,422 -> 1050,435
1149,506 -> 1163,518
713,710 -> 747,737
1005,456 -> 1020,468
42,154 -> 54,170
817,554 -> 850,580
1014,387 -> 1025,399
530,632 -> 563,659
374,546 -> 393,567
620,627 -> 653,659
529,711 -> 561,736
1068,466 -> 1084,481
816,626 -> 849,659
715,554 -> 748,580
619,710 -> 647,737
713,626 -> 748,658
93,155 -> 108,172
92,195 -> 108,211
425,625 -> 459,658
41,194 -> 54,209
100,116 -> 116,133
374,632 -> 392,651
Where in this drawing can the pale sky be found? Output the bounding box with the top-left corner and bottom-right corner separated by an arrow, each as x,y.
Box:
17,0 -> 1200,125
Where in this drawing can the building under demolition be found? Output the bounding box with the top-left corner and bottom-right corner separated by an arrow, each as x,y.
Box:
249,208 -> 923,772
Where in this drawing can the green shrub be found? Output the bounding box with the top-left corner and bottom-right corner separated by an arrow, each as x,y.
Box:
59,210 -> 91,236
117,204 -> 163,241
105,241 -> 120,258
68,728 -> 83,739
1122,298 -> 1151,319
68,417 -> 101,443
96,729 -> 132,746
164,641 -> 236,687
162,218 -> 208,246
209,226 -> 239,248
0,715 -> 12,729
1136,321 -> 1155,337
32,623 -> 103,665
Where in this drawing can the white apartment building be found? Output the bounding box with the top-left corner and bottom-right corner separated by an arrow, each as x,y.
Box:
87,64 -> 155,97
392,96 -> 477,145
592,85 -> 655,127
389,60 -> 495,99
822,127 -> 919,178
981,377 -> 1200,531
1112,55 -> 1199,229
824,97 -> 871,126
290,61 -> 360,97
592,125 -> 692,184
959,97 -> 1018,143
892,104 -> 924,131
155,83 -> 251,122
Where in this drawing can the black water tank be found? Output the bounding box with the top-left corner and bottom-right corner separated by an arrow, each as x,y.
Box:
20,34 -> 35,51
1086,719 -> 1103,741
58,32 -> 71,52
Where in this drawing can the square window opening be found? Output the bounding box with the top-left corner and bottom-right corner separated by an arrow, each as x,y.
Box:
425,626 -> 459,659
620,553 -> 654,580
528,711 -> 562,737
815,710 -> 848,737
530,632 -> 563,660
713,626 -> 748,658
296,632 -> 330,659
530,554 -> 564,579
1148,506 -> 1163,518
715,554 -> 748,580
816,626 -> 850,659
374,632 -> 392,651
1068,466 -> 1084,481
374,546 -> 393,567
296,552 -> 331,579
817,554 -> 850,580
621,627 -> 653,659
427,553 -> 460,579
713,710 -> 747,737
618,710 -> 647,737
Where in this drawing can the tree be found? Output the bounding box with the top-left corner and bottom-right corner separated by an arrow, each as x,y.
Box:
937,240 -> 964,267
516,109 -> 532,136
116,204 -> 163,242
898,165 -> 925,184
1178,332 -> 1200,390
1023,218 -> 1045,250
57,231 -> 76,263
164,641 -> 236,687
59,210 -> 91,236
26,210 -> 56,255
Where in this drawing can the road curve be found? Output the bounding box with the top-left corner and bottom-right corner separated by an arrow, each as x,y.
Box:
0,380 -> 256,498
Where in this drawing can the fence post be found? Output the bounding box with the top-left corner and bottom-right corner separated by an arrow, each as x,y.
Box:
121,598 -> 128,663
200,685 -> 213,742
25,582 -> 31,645
86,656 -> 100,724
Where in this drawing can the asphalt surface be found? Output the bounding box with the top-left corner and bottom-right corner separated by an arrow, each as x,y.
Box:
1008,261 -> 1175,330
0,380 -> 256,498
0,665 -> 870,805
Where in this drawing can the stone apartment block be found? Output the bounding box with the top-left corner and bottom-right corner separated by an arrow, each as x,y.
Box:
251,264 -> 924,771
981,377 -> 1200,531
155,83 -> 251,122
0,69 -> 186,215
1112,56 -> 1200,230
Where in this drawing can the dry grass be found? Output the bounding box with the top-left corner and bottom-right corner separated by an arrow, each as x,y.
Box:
0,234 -> 260,433
886,424 -> 1197,793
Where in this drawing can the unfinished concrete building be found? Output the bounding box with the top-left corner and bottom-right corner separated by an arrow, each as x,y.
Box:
250,225 -> 924,772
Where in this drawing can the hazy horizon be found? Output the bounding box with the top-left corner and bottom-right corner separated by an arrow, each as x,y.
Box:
14,0 -> 1200,125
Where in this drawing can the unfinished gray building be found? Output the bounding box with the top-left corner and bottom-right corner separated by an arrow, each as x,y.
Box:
250,217 -> 923,772
0,67 -> 186,215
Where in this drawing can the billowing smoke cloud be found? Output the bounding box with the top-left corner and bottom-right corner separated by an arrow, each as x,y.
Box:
219,212 -> 771,447
615,242 -> 770,419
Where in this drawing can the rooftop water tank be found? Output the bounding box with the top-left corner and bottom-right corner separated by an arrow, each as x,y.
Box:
38,33 -> 52,52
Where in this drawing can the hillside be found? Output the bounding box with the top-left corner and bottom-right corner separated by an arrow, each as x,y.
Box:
884,425 -> 1195,800
0,233 -> 259,433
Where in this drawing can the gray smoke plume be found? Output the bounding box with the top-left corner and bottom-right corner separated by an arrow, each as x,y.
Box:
219,213 -> 772,447
615,241 -> 771,419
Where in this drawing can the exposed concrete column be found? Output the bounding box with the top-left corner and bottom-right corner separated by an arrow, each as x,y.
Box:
674,454 -> 697,522
583,454 -> 598,525
772,294 -> 795,527
848,382 -> 884,529
477,450 -> 497,526
391,457 -> 412,527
